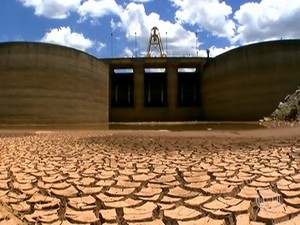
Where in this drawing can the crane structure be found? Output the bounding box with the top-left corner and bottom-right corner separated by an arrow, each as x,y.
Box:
146,27 -> 167,58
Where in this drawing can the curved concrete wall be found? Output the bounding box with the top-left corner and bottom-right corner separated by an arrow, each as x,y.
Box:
202,40 -> 300,121
0,42 -> 108,124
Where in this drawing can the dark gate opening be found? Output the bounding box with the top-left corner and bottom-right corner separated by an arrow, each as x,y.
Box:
111,71 -> 134,107
178,72 -> 200,106
144,70 -> 167,107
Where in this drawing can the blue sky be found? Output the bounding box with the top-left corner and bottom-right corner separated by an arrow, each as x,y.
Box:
1,0 -> 300,58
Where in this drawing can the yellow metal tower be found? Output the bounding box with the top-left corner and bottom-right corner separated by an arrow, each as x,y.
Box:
146,27 -> 167,57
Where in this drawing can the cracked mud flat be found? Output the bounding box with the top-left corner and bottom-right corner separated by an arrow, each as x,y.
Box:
0,127 -> 300,225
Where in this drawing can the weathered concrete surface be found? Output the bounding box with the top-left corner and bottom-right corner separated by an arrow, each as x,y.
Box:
0,42 -> 108,124
202,40 -> 300,121
2,40 -> 300,123
107,58 -> 206,122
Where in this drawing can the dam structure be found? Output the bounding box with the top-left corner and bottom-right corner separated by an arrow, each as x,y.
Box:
0,42 -> 108,125
1,39 -> 300,125
106,57 -> 205,122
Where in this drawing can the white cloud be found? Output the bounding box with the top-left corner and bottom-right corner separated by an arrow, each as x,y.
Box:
170,0 -> 235,39
41,26 -> 93,51
118,2 -> 198,57
96,42 -> 107,52
19,0 -> 81,19
118,3 -> 149,39
198,45 -> 237,57
78,0 -> 122,20
129,0 -> 153,2
234,0 -> 300,44
123,47 -> 134,57
19,0 -> 122,20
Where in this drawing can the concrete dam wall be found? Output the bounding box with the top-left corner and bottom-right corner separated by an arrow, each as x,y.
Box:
0,42 -> 108,124
106,58 -> 206,122
0,40 -> 300,124
202,40 -> 300,121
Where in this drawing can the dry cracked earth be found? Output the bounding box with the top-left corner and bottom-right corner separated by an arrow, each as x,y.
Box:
0,130 -> 300,225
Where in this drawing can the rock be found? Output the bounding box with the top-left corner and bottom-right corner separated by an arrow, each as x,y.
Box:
262,87 -> 300,125
284,95 -> 290,101
272,103 -> 297,121
263,117 -> 272,122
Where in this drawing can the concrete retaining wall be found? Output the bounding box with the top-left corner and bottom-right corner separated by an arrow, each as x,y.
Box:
1,40 -> 300,124
0,42 -> 108,124
202,40 -> 300,121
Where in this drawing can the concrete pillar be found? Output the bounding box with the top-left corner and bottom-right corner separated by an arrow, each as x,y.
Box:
167,65 -> 178,110
133,62 -> 144,110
